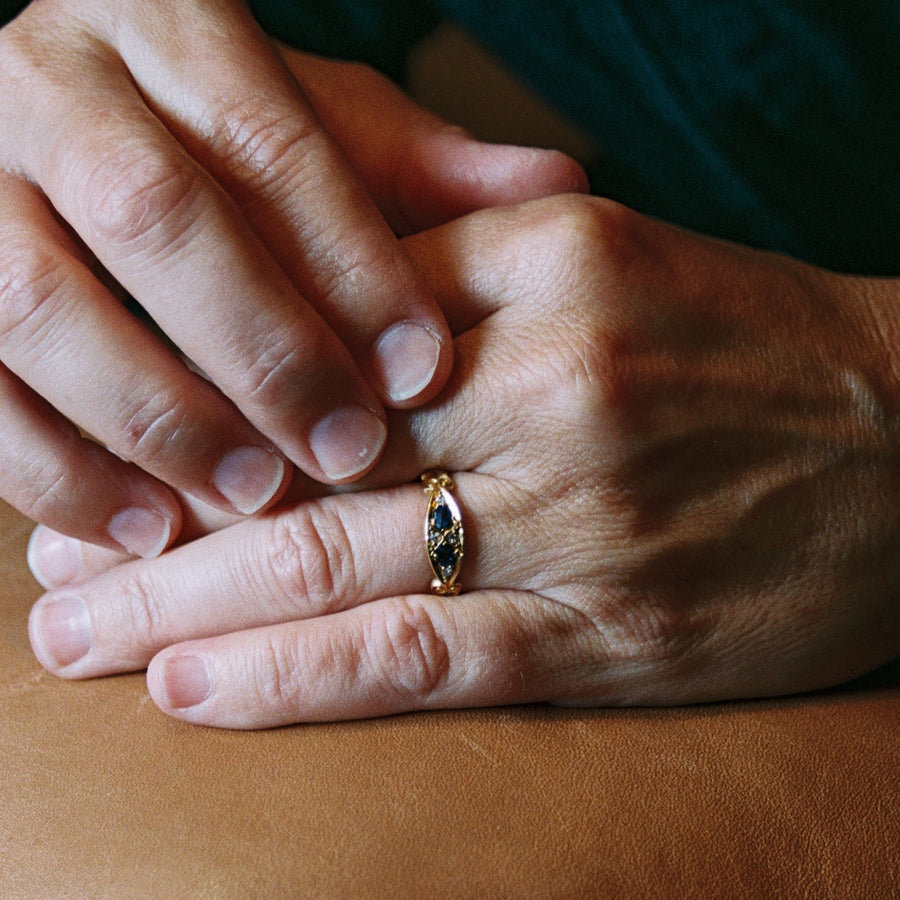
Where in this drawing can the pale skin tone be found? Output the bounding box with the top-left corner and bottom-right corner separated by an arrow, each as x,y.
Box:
0,0 -> 585,557
27,194 -> 900,728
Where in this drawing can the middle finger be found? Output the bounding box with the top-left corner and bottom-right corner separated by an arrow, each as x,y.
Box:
118,0 -> 454,407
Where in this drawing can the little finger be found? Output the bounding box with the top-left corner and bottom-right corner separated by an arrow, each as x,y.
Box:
146,589 -> 578,728
0,366 -> 181,558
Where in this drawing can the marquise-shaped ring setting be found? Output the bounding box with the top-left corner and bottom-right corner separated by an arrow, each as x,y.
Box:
421,471 -> 464,595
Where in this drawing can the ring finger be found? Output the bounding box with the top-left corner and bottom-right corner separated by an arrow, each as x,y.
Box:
28,474 -> 494,676
28,472 -> 585,727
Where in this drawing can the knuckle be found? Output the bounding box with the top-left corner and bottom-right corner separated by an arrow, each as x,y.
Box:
79,145 -> 202,254
237,339 -> 309,411
114,567 -> 170,654
521,195 -> 647,327
362,599 -> 451,705
114,389 -> 193,469
523,199 -> 655,441
0,239 -> 69,347
266,504 -> 357,612
544,194 -> 645,275
250,632 -> 303,714
209,99 -> 321,195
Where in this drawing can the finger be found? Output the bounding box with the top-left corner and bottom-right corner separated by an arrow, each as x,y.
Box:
29,473 -> 534,677
27,474 -> 587,727
26,485 -> 444,674
26,485 -> 254,590
2,16 -> 388,485
113,0 -> 453,409
0,173 -> 291,516
27,525 -> 130,591
0,366 -> 181,557
278,46 -> 590,234
146,589 -> 576,728
25,199 -> 584,585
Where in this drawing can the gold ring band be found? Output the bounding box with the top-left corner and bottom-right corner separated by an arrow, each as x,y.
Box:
421,470 -> 464,595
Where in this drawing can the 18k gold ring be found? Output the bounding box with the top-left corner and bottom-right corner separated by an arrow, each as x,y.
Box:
421,470 -> 464,595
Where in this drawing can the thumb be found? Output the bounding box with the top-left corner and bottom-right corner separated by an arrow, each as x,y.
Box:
278,44 -> 589,233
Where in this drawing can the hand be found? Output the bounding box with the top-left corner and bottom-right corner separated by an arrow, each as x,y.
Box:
0,0 -> 586,556
29,195 -> 900,727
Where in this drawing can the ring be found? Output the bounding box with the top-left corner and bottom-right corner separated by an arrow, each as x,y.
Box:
421,470 -> 464,595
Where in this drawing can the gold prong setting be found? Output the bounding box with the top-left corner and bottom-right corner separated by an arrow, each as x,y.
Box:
421,471 -> 464,596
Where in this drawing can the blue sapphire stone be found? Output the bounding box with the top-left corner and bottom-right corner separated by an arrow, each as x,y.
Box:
432,500 -> 453,532
433,540 -> 458,578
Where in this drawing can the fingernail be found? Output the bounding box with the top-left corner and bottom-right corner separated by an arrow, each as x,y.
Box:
373,321 -> 441,403
31,595 -> 92,668
213,446 -> 286,514
27,527 -> 83,589
468,142 -> 590,195
108,507 -> 171,559
157,655 -> 212,709
309,406 -> 387,481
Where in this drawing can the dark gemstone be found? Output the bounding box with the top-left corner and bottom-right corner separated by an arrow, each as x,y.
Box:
432,500 -> 453,532
432,540 -> 459,579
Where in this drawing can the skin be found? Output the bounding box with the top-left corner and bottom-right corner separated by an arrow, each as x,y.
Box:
0,0 -> 586,557
27,195 -> 900,728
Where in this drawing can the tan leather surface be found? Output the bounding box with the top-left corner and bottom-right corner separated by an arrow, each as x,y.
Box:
1,499 -> 898,899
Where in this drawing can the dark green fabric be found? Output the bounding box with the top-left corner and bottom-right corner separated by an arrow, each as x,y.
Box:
0,1 -> 28,22
3,1 -> 898,273
246,0 -> 439,81
244,0 -> 900,275
430,1 -> 900,274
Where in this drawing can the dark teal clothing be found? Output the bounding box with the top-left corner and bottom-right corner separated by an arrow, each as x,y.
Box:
248,0 -> 900,275
248,0 -> 439,81
4,0 -> 898,273
445,2 -> 900,276
0,2 -> 26,21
